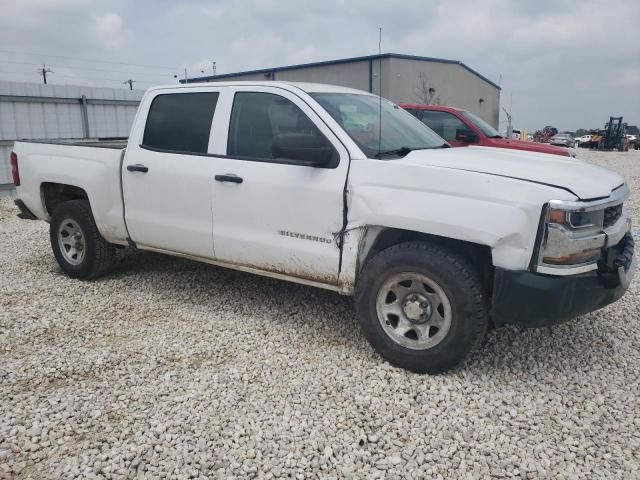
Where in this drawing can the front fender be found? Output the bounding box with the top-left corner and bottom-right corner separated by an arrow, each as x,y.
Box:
339,160 -> 577,290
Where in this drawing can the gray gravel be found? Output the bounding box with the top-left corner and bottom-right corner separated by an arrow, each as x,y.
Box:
1,149 -> 639,479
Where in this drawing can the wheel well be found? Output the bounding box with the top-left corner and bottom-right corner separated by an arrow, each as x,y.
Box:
42,183 -> 89,216
361,227 -> 494,295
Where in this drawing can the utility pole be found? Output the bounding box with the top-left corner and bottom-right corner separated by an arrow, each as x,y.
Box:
502,107 -> 512,140
123,79 -> 135,90
39,65 -> 52,85
175,68 -> 189,83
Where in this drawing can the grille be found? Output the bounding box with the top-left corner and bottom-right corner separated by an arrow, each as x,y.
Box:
604,204 -> 623,228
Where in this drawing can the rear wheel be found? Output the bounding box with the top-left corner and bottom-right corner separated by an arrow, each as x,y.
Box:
50,200 -> 115,279
355,242 -> 489,374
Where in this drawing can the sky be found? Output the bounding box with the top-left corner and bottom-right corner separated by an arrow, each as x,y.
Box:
0,0 -> 638,133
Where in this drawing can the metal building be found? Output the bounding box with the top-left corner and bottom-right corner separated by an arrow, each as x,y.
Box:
0,81 -> 143,185
185,53 -> 501,128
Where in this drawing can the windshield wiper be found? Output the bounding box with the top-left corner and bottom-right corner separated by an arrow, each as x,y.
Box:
489,135 -> 503,139
374,146 -> 412,159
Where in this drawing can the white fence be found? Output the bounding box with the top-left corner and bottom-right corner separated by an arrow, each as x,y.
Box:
0,81 -> 144,184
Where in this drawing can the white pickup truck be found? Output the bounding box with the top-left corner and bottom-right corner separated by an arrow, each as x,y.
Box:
11,81 -> 636,373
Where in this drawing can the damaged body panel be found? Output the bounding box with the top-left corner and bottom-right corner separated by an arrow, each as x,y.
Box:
341,154 -> 577,276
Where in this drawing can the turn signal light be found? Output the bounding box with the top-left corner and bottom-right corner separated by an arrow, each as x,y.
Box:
542,248 -> 601,265
547,208 -> 566,224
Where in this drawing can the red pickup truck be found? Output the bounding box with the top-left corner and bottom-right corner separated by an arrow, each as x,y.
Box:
401,104 -> 574,158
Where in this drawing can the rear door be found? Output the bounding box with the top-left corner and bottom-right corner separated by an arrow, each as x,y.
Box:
122,88 -> 221,258
208,86 -> 349,285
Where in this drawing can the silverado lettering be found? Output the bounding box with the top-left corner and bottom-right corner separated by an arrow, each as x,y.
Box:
279,230 -> 332,244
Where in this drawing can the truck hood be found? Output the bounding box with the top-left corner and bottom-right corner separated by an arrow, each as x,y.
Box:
399,146 -> 624,200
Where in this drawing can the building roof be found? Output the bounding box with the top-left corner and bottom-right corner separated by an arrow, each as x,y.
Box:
183,53 -> 501,90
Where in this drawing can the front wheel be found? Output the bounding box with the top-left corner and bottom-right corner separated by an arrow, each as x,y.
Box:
50,199 -> 115,279
355,242 -> 489,373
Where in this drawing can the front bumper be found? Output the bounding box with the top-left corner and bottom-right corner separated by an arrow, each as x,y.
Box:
492,233 -> 635,328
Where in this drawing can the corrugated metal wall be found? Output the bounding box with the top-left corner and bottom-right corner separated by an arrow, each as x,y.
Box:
0,81 -> 143,184
386,58 -> 501,127
204,58 -> 500,128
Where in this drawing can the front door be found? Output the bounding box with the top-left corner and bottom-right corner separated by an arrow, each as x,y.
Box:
209,87 -> 349,285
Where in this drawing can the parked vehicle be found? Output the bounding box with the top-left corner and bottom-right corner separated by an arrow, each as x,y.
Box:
581,118 -> 629,151
401,105 -> 575,157
575,134 -> 592,147
533,126 -> 558,143
550,133 -> 574,147
600,117 -> 628,151
11,82 -> 635,373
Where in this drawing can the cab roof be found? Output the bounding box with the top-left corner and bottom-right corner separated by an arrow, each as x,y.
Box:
147,81 -> 371,96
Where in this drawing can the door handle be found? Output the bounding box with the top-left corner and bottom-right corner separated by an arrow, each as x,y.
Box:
215,174 -> 243,184
127,164 -> 149,173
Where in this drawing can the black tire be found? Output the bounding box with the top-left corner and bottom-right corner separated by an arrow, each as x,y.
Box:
50,199 -> 115,279
355,241 -> 489,374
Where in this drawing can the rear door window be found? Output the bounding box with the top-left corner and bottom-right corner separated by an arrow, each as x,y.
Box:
142,92 -> 219,154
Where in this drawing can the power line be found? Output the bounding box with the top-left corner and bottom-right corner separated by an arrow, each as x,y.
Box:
0,65 -> 170,83
0,70 -> 164,89
0,48 -> 176,70
0,58 -> 176,76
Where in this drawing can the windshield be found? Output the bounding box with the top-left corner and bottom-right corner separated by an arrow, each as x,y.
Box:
310,93 -> 446,158
462,110 -> 501,138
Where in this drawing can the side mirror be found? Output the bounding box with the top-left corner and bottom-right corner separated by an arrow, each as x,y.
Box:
455,129 -> 479,143
272,133 -> 335,167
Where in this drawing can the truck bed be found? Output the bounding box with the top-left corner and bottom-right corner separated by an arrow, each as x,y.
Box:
24,137 -> 128,149
13,139 -> 129,245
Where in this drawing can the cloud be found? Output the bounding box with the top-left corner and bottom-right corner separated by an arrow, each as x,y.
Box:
92,12 -> 130,49
0,0 -> 637,130
0,0 -> 92,27
613,67 -> 640,88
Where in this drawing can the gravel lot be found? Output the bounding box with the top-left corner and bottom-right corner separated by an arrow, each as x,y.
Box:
1,150 -> 639,479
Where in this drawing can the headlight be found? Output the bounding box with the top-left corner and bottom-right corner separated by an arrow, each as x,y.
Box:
536,185 -> 630,275
536,204 -> 605,274
548,207 -> 604,229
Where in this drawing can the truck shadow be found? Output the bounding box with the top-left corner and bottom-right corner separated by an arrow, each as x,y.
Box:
467,311 -> 624,377
106,250 -> 626,378
108,249 -> 362,346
